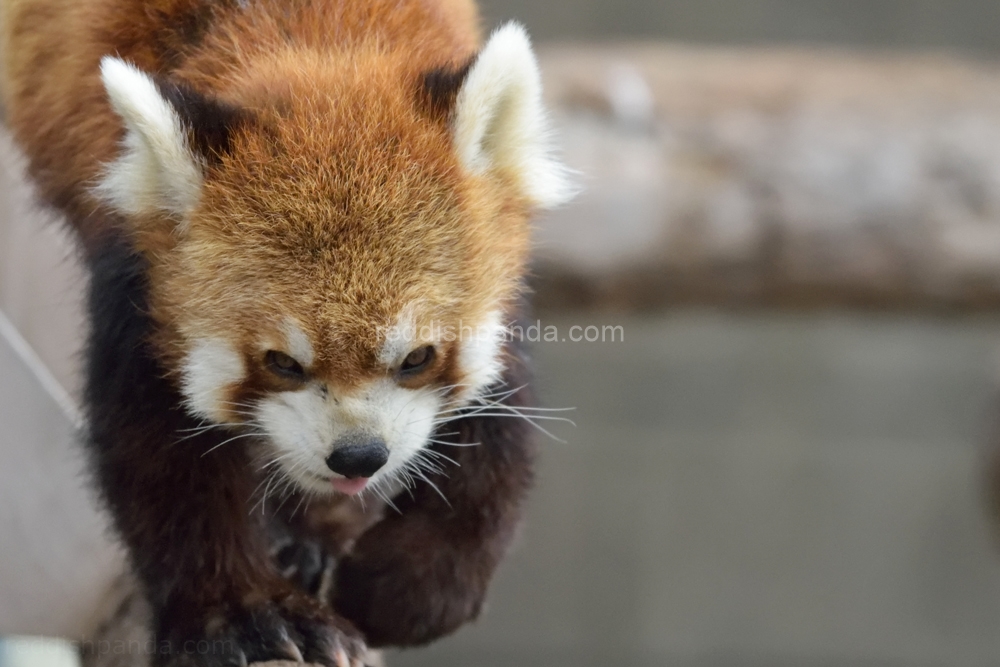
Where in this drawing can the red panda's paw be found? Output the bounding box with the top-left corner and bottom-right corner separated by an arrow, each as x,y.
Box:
331,517 -> 489,647
157,591 -> 367,667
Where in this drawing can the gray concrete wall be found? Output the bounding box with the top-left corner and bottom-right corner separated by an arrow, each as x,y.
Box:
0,131 -> 86,400
0,310 -> 123,639
481,0 -> 1000,53
395,312 -> 1000,667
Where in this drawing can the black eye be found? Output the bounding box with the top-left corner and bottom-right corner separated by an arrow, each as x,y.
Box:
399,345 -> 435,374
266,350 -> 306,380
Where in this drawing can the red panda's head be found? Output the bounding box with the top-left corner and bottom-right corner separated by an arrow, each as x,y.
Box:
94,24 -> 573,496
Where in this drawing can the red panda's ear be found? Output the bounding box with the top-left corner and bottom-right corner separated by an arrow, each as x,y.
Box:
450,23 -> 576,210
95,57 -> 249,222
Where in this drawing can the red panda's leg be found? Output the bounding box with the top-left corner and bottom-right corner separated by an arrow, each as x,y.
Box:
332,339 -> 537,647
83,235 -> 366,666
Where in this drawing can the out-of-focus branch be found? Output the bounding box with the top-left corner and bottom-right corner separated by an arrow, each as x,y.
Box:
534,44 -> 1000,311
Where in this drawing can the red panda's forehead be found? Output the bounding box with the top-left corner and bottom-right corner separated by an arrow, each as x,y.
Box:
194,132 -> 475,316
185,184 -> 470,342
192,50 -> 530,288
168,240 -> 459,381
202,59 -> 474,262
184,157 -> 516,377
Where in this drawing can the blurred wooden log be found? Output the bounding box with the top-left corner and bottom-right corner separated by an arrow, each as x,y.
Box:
534,44 -> 1000,311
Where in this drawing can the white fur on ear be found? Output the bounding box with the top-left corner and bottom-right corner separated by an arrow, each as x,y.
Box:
95,57 -> 202,218
454,23 -> 575,209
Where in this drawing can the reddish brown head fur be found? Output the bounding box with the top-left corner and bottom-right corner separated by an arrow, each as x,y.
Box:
4,0 -> 572,494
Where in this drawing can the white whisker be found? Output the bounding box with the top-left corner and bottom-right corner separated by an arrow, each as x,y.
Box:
200,431 -> 264,456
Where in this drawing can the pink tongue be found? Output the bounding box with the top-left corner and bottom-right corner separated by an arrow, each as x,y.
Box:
331,477 -> 369,496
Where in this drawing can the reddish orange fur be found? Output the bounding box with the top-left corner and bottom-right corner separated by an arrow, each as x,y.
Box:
3,0 -> 530,392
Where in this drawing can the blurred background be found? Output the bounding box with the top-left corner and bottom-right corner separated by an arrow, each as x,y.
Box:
480,0 -> 1000,51
5,1 -> 1000,666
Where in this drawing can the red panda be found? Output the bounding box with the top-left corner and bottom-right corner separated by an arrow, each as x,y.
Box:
1,0 -> 573,664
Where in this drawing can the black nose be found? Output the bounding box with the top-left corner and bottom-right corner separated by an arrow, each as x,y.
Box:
325,435 -> 389,478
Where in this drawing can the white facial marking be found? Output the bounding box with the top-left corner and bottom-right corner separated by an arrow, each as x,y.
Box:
255,379 -> 441,496
254,308 -> 507,496
95,57 -> 203,219
180,338 -> 245,422
455,310 -> 507,403
282,320 -> 315,367
454,23 -> 576,209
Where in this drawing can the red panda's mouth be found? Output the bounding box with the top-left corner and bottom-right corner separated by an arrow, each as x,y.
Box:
330,477 -> 369,496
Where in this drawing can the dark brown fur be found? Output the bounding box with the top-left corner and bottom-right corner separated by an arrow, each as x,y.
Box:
421,58 -> 474,119
153,78 -> 252,161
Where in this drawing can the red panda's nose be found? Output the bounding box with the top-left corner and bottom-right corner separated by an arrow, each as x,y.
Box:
325,434 -> 389,479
